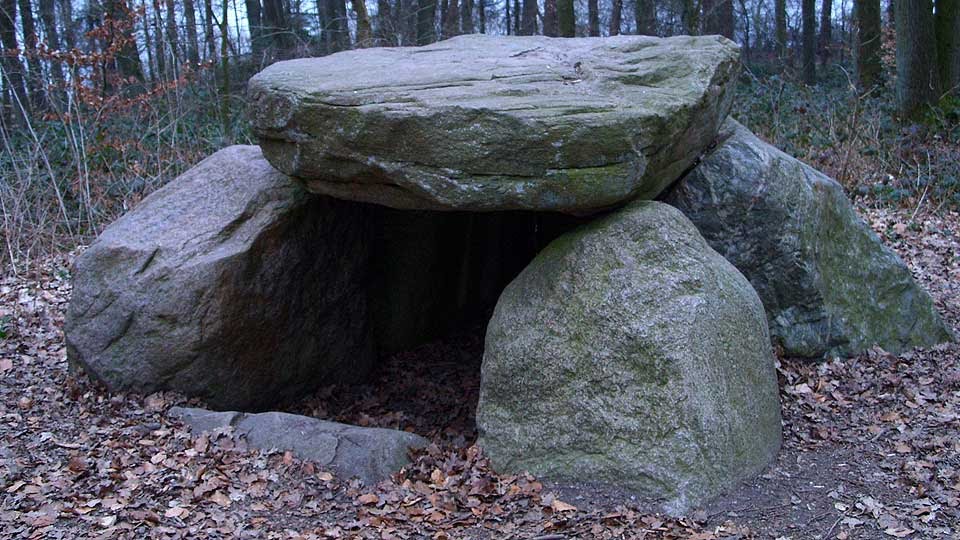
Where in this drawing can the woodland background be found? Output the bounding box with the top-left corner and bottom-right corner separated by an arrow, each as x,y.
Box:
0,0 -> 958,274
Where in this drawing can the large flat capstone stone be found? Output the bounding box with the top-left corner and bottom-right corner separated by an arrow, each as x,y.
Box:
249,34 -> 740,213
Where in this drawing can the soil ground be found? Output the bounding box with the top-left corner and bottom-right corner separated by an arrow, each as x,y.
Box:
0,204 -> 957,539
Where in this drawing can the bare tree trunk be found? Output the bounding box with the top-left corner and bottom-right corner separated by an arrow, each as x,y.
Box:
245,0 -> 264,55
504,0 -> 510,34
543,0 -> 557,35
775,0 -> 787,60
634,0 -> 655,35
819,0 -> 833,61
38,0 -> 65,101
587,0 -> 599,36
856,0 -> 881,89
0,0 -> 29,121
220,0 -> 230,139
183,0 -> 200,64
895,0 -> 940,119
262,0 -> 288,54
416,0 -> 436,43
513,0 -> 520,36
738,0 -> 750,57
557,0 -> 574,36
106,0 -> 146,85
703,0 -> 734,37
203,0 -> 216,60
520,0 -> 536,34
478,0 -> 484,32
376,0 -> 392,43
610,0 -> 622,35
935,0 -> 959,93
58,0 -> 75,49
164,0 -> 180,76
140,0 -> 156,81
17,0 -> 46,108
802,0 -> 816,83
351,0 -> 374,45
680,0 -> 699,34
443,0 -> 459,36
461,0 -> 473,32
151,0 -> 166,78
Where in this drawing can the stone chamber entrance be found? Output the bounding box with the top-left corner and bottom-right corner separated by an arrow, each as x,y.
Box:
290,207 -> 586,447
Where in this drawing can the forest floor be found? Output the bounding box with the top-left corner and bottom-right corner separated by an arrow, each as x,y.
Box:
0,203 -> 958,540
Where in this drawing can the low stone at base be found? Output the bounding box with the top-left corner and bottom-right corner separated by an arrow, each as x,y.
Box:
169,407 -> 428,485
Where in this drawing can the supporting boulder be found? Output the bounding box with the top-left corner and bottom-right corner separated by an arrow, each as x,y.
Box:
65,146 -> 375,411
476,201 -> 782,513
664,119 -> 954,358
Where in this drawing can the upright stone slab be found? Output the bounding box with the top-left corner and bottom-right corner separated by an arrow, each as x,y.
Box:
65,146 -> 374,410
477,201 -> 782,513
664,120 -> 954,358
248,34 -> 740,214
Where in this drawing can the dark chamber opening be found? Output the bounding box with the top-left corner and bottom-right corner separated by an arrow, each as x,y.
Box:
291,206 -> 587,442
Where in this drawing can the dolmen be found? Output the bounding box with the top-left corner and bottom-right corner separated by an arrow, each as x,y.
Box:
65,34 -> 953,512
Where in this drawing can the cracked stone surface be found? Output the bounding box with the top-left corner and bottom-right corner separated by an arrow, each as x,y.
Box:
476,201 -> 782,514
248,34 -> 740,213
663,119 -> 955,358
64,146 -> 375,411
169,407 -> 428,485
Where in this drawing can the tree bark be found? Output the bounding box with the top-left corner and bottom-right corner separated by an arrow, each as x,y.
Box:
324,0 -> 349,51
775,0 -> 787,60
183,0 -> 200,64
164,0 -> 180,74
802,0 -> 817,83
557,0 -> 574,36
442,0 -> 459,36
895,0 -> 940,118
513,0 -> 520,36
461,0 -> 473,32
0,0 -> 29,120
203,0 -> 216,60
106,0 -> 146,85
504,0 -> 510,34
520,0 -> 536,34
819,0 -> 833,61
610,0 -> 622,35
935,0 -> 959,93
246,0 -> 264,55
17,0 -> 46,107
376,0 -> 393,44
543,0 -> 558,36
151,0 -> 166,78
703,0 -> 734,37
262,0 -> 289,54
856,0 -> 881,89
680,0 -> 699,34
634,0 -> 655,35
416,0 -> 437,44
220,0 -> 230,139
587,0 -> 599,36
478,0 -> 484,32
351,0 -> 374,45
38,0 -> 65,100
